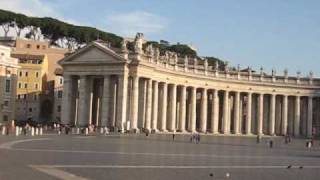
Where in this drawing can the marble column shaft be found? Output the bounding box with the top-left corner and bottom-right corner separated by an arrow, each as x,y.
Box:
307,96 -> 313,137
200,88 -> 207,132
257,94 -> 264,135
269,94 -> 276,135
211,90 -> 219,133
160,83 -> 168,131
223,90 -> 230,134
294,96 -> 300,137
169,84 -> 177,131
101,75 -> 111,127
152,81 -> 159,131
189,87 -> 197,132
130,76 -> 139,130
178,86 -> 186,132
234,91 -> 240,134
116,74 -> 128,131
246,92 -> 252,134
282,95 -> 288,135
145,79 -> 153,131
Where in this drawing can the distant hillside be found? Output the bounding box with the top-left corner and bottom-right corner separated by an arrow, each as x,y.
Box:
0,9 -> 226,67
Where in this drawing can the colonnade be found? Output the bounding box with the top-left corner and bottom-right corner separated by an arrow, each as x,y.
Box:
62,74 -> 318,137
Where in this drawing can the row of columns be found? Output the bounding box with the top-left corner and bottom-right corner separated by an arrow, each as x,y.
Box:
61,74 -> 316,137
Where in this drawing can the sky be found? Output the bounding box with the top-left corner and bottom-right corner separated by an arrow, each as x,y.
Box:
0,0 -> 319,76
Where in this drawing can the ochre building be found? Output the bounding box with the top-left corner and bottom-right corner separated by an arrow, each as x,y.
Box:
59,34 -> 320,138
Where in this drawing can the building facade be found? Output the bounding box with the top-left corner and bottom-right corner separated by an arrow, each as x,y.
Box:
0,37 -> 68,122
0,45 -> 19,124
59,34 -> 320,138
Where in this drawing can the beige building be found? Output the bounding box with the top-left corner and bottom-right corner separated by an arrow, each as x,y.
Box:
0,45 -> 19,124
0,37 -> 68,122
59,33 -> 320,138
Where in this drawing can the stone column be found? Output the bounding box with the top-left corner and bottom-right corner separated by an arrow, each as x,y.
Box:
145,79 -> 153,131
234,91 -> 240,134
130,76 -> 139,131
307,96 -> 313,138
160,83 -> 168,131
116,74 -> 128,132
61,75 -> 74,125
152,81 -> 159,131
168,84 -> 177,132
246,92 -> 252,134
179,86 -> 186,132
211,90 -> 219,133
223,90 -> 230,134
282,95 -> 288,135
78,76 -> 91,127
200,88 -> 207,133
294,96 -> 300,137
257,93 -> 264,135
269,94 -> 276,135
101,75 -> 111,127
189,87 -> 197,132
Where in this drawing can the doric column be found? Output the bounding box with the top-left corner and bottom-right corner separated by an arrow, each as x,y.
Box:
61,75 -> 74,125
189,87 -> 197,132
269,94 -> 276,135
116,74 -> 128,132
78,76 -> 91,127
246,92 -> 252,134
281,95 -> 288,135
145,79 -> 153,131
294,96 -> 300,137
257,93 -> 264,135
152,81 -> 159,131
160,83 -> 168,131
101,75 -> 111,127
130,76 -> 139,131
168,84 -> 177,132
307,96 -> 313,138
178,85 -> 186,132
200,88 -> 207,133
234,91 -> 240,134
211,90 -> 219,133
222,90 -> 230,134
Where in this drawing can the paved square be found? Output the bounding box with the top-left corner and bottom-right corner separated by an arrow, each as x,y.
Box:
0,134 -> 320,180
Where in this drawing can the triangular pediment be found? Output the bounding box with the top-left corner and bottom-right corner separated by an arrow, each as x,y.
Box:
59,42 -> 126,65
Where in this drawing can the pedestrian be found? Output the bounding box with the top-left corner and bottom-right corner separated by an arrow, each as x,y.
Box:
269,139 -> 273,148
190,134 -> 193,143
256,135 -> 261,143
198,134 -> 201,143
172,133 -> 175,141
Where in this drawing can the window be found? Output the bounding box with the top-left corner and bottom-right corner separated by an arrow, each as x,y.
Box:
58,90 -> 63,98
26,44 -> 31,48
19,71 -> 22,77
3,115 -> 8,122
29,108 -> 32,112
18,82 -> 22,89
17,95 -> 21,99
4,101 -> 9,106
35,83 -> 38,89
34,95 -> 37,100
0,52 -> 4,56
36,45 -> 40,49
25,71 -> 28,77
35,72 -> 39,78
23,94 -> 27,99
57,105 -> 61,112
24,83 -> 28,89
42,45 -> 46,50
60,78 -> 63,85
5,80 -> 10,92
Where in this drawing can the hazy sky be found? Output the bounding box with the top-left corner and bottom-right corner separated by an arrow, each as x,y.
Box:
1,0 -> 319,76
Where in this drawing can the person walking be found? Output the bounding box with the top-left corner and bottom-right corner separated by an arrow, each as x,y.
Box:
269,139 -> 273,148
172,133 -> 175,141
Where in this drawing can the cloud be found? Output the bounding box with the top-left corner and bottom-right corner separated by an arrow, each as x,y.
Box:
105,11 -> 168,37
0,0 -> 83,25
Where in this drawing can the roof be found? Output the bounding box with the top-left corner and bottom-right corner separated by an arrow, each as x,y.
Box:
11,53 -> 45,60
54,68 -> 63,76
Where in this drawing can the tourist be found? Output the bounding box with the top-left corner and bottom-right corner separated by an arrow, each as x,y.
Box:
172,133 -> 175,141
190,134 -> 193,143
256,135 -> 261,143
269,139 -> 273,148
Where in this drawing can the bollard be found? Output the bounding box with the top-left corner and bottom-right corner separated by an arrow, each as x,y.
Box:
15,127 -> 19,136
35,128 -> 39,135
2,127 -> 6,135
31,127 -> 35,136
39,128 -> 43,135
85,128 -> 89,135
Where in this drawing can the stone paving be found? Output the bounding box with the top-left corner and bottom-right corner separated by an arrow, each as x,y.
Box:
0,133 -> 319,180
